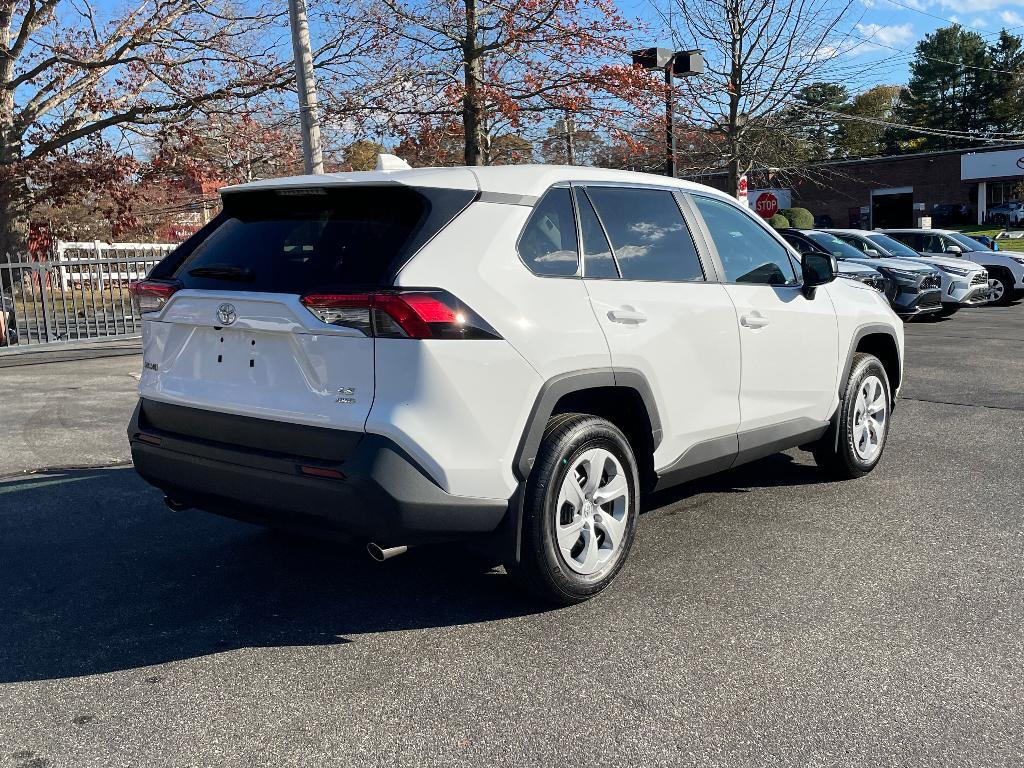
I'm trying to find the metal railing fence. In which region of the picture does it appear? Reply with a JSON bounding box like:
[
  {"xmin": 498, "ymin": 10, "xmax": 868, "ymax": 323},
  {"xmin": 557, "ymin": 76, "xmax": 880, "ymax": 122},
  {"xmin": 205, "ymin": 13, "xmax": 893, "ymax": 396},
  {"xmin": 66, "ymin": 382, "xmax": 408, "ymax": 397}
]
[{"xmin": 1, "ymin": 241, "xmax": 174, "ymax": 350}]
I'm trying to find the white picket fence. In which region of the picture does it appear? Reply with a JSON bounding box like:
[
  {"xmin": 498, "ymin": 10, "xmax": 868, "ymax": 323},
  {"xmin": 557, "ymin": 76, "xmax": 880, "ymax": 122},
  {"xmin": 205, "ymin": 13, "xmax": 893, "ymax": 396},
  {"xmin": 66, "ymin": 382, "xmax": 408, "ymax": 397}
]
[{"xmin": 52, "ymin": 241, "xmax": 176, "ymax": 290}]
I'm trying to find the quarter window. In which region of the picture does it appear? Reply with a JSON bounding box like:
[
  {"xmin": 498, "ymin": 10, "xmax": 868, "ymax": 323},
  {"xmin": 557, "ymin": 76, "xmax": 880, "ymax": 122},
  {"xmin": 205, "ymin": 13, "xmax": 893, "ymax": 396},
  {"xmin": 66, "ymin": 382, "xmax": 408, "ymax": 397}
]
[
  {"xmin": 518, "ymin": 187, "xmax": 579, "ymax": 276},
  {"xmin": 584, "ymin": 187, "xmax": 704, "ymax": 282},
  {"xmin": 692, "ymin": 195, "xmax": 798, "ymax": 285}
]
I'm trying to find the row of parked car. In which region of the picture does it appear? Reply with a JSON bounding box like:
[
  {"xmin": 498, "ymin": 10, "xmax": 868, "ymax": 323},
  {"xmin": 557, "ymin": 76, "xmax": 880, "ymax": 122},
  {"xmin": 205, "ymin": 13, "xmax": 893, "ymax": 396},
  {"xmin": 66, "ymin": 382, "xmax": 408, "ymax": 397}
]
[{"xmin": 780, "ymin": 227, "xmax": 1024, "ymax": 320}]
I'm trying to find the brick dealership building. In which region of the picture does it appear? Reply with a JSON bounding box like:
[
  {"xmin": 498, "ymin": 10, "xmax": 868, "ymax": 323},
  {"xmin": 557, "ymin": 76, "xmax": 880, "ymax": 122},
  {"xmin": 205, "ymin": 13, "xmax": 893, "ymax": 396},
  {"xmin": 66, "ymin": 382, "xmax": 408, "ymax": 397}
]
[{"xmin": 691, "ymin": 145, "xmax": 1024, "ymax": 229}]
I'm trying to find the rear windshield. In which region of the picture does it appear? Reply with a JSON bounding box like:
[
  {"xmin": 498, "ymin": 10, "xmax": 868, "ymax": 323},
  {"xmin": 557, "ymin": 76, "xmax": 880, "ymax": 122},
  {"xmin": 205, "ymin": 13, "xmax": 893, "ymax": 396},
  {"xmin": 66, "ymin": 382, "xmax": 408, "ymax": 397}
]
[{"xmin": 151, "ymin": 186, "xmax": 476, "ymax": 292}]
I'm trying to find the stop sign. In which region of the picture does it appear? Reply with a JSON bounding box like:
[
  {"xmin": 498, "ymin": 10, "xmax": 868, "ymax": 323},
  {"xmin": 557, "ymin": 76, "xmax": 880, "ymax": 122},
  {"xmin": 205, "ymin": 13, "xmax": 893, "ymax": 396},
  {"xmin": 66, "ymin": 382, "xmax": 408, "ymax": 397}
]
[{"xmin": 755, "ymin": 192, "xmax": 778, "ymax": 219}]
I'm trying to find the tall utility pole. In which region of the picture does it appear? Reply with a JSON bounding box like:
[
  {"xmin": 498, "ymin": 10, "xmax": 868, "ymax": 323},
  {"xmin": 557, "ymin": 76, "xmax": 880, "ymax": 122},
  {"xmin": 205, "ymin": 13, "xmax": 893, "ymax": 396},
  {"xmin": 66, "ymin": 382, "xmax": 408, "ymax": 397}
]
[
  {"xmin": 563, "ymin": 113, "xmax": 576, "ymax": 165},
  {"xmin": 288, "ymin": 0, "xmax": 324, "ymax": 175}
]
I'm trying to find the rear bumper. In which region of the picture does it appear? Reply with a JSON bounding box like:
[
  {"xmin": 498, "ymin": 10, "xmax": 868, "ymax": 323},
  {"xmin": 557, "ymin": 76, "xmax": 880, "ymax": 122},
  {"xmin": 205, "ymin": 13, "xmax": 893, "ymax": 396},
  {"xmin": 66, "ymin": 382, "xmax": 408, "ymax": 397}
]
[{"xmin": 128, "ymin": 399, "xmax": 509, "ymax": 545}]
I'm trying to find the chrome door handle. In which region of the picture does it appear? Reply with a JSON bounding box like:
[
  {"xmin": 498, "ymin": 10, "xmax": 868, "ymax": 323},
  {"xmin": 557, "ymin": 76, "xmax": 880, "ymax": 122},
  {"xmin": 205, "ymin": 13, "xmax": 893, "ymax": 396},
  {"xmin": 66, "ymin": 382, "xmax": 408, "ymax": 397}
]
[
  {"xmin": 740, "ymin": 313, "xmax": 769, "ymax": 329},
  {"xmin": 608, "ymin": 308, "xmax": 647, "ymax": 324}
]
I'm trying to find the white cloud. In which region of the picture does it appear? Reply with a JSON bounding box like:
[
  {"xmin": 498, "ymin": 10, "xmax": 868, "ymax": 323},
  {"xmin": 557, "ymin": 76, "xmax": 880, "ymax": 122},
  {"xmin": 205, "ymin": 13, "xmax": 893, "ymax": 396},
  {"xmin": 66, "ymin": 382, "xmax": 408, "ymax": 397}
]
[
  {"xmin": 1000, "ymin": 9, "xmax": 1024, "ymax": 25},
  {"xmin": 969, "ymin": 16, "xmax": 991, "ymax": 27},
  {"xmin": 933, "ymin": 0, "xmax": 1023, "ymax": 10},
  {"xmin": 855, "ymin": 22, "xmax": 916, "ymax": 46}
]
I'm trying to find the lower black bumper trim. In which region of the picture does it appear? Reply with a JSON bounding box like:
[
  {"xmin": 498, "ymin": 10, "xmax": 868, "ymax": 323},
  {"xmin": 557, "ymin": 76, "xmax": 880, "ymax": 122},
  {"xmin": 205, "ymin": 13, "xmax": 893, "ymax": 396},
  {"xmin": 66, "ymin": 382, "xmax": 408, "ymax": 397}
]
[{"xmin": 129, "ymin": 400, "xmax": 509, "ymax": 545}]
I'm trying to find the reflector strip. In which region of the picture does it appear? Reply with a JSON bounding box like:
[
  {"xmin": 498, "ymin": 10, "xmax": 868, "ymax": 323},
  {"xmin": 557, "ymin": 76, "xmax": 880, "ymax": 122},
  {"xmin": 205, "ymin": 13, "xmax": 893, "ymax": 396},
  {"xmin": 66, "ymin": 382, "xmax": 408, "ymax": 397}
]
[{"xmin": 298, "ymin": 465, "xmax": 346, "ymax": 480}]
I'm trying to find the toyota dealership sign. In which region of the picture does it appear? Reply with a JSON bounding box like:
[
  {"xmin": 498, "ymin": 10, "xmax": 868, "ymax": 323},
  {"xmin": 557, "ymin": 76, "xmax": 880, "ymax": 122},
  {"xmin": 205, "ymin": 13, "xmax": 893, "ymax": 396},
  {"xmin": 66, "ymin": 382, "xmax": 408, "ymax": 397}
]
[
  {"xmin": 961, "ymin": 149, "xmax": 1024, "ymax": 181},
  {"xmin": 750, "ymin": 188, "xmax": 792, "ymax": 218}
]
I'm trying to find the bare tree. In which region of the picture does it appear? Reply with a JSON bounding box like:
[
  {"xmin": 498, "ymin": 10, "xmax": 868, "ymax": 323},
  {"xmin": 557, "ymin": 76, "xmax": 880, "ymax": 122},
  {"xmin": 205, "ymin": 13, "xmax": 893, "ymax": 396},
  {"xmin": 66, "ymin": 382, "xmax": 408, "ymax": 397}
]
[
  {"xmin": 0, "ymin": 0, "xmax": 375, "ymax": 261},
  {"xmin": 656, "ymin": 0, "xmax": 855, "ymax": 196}
]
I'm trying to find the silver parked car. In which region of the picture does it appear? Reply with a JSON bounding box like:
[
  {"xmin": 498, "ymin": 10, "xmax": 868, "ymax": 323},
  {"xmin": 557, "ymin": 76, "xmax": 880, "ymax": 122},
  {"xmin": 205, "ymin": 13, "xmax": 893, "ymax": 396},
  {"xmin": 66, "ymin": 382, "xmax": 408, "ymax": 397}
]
[{"xmin": 884, "ymin": 229, "xmax": 1024, "ymax": 306}]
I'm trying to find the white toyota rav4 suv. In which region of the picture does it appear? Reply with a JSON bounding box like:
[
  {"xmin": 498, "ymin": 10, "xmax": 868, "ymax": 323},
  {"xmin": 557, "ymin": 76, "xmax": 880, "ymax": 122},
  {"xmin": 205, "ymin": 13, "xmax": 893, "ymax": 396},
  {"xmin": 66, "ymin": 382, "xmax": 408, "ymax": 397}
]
[{"xmin": 128, "ymin": 165, "xmax": 904, "ymax": 604}]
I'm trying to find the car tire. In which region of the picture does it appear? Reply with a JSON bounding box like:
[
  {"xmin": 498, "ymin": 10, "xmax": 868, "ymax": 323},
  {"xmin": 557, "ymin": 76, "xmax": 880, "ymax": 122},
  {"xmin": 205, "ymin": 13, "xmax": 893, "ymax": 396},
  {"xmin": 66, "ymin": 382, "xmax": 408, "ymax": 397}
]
[
  {"xmin": 988, "ymin": 270, "xmax": 1014, "ymax": 306},
  {"xmin": 509, "ymin": 413, "xmax": 640, "ymax": 605},
  {"xmin": 812, "ymin": 353, "xmax": 892, "ymax": 480}
]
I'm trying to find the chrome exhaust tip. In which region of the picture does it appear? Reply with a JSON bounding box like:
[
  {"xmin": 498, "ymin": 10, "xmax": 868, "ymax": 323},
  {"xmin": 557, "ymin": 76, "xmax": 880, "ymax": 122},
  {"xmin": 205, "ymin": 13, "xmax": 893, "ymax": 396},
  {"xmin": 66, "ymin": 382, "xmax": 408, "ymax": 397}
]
[
  {"xmin": 163, "ymin": 496, "xmax": 190, "ymax": 512},
  {"xmin": 367, "ymin": 543, "xmax": 408, "ymax": 562}
]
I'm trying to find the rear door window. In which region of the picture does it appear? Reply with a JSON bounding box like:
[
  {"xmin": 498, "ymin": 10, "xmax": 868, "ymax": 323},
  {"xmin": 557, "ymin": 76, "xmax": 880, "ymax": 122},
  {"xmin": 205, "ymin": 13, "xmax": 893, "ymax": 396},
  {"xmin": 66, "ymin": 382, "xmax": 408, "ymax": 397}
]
[
  {"xmin": 153, "ymin": 186, "xmax": 476, "ymax": 292},
  {"xmin": 584, "ymin": 187, "xmax": 705, "ymax": 282}
]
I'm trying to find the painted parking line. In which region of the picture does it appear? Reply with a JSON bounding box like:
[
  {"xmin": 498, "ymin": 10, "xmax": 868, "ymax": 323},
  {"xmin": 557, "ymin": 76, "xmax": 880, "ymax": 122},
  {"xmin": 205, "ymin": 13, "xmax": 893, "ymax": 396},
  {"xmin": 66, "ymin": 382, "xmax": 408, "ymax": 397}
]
[{"xmin": 0, "ymin": 474, "xmax": 98, "ymax": 495}]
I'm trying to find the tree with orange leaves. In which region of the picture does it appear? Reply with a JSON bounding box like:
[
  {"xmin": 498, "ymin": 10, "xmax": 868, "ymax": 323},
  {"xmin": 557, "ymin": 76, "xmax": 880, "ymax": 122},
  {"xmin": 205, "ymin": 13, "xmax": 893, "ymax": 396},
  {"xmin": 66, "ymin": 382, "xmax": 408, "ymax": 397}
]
[{"xmin": 369, "ymin": 0, "xmax": 657, "ymax": 166}]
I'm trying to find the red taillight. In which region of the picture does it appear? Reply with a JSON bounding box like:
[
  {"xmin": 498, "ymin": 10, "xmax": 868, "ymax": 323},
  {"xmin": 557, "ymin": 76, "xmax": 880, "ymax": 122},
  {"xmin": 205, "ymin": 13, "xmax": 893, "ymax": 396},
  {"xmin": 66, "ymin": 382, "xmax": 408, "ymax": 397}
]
[
  {"xmin": 300, "ymin": 290, "xmax": 499, "ymax": 340},
  {"xmin": 129, "ymin": 279, "xmax": 181, "ymax": 314}
]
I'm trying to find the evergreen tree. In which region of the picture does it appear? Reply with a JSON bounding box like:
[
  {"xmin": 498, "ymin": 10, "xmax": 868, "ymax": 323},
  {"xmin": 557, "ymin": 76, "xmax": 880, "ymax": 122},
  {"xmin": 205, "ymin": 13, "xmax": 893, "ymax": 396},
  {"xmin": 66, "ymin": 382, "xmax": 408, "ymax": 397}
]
[
  {"xmin": 986, "ymin": 30, "xmax": 1024, "ymax": 135},
  {"xmin": 903, "ymin": 26, "xmax": 995, "ymax": 150}
]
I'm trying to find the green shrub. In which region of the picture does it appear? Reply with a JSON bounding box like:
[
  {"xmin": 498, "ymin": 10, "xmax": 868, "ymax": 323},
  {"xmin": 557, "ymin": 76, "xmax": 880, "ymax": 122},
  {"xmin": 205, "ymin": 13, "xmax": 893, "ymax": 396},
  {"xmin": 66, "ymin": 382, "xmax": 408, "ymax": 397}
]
[
  {"xmin": 779, "ymin": 207, "xmax": 813, "ymax": 229},
  {"xmin": 768, "ymin": 213, "xmax": 790, "ymax": 229}
]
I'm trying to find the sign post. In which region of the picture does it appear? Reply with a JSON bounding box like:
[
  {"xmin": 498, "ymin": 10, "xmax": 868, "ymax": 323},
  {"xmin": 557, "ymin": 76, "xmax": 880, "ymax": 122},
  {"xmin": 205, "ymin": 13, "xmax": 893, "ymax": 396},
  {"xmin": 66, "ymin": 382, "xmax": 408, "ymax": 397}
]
[{"xmin": 737, "ymin": 174, "xmax": 749, "ymax": 208}]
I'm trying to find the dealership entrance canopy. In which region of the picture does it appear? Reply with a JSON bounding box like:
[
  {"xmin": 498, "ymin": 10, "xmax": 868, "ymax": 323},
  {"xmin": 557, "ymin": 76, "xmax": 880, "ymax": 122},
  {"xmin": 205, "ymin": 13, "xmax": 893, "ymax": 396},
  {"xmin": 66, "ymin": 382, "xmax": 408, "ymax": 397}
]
[
  {"xmin": 961, "ymin": 149, "xmax": 1024, "ymax": 223},
  {"xmin": 691, "ymin": 145, "xmax": 1024, "ymax": 229}
]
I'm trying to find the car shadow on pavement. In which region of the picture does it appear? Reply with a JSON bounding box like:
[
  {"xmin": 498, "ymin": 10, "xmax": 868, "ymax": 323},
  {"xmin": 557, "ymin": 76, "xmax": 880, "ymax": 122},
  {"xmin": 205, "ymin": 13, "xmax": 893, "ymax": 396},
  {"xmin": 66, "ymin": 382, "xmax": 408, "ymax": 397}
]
[
  {"xmin": 644, "ymin": 451, "xmax": 826, "ymax": 511},
  {"xmin": 1, "ymin": 453, "xmax": 827, "ymax": 683},
  {"xmin": 0, "ymin": 467, "xmax": 539, "ymax": 684}
]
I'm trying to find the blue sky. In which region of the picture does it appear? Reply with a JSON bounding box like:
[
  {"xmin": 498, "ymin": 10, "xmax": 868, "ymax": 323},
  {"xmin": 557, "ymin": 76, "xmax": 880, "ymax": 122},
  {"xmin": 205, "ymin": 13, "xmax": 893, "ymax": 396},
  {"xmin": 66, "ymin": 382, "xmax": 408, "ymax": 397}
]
[
  {"xmin": 623, "ymin": 0, "xmax": 1024, "ymax": 92},
  {"xmin": 80, "ymin": 0, "xmax": 1024, "ymax": 100}
]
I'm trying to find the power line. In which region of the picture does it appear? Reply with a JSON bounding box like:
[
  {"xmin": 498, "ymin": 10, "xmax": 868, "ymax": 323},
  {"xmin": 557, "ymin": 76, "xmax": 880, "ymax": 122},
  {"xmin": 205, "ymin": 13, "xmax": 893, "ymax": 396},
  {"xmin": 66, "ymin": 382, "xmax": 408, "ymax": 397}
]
[
  {"xmin": 799, "ymin": 102, "xmax": 1024, "ymax": 144},
  {"xmin": 843, "ymin": 31, "xmax": 1024, "ymax": 75}
]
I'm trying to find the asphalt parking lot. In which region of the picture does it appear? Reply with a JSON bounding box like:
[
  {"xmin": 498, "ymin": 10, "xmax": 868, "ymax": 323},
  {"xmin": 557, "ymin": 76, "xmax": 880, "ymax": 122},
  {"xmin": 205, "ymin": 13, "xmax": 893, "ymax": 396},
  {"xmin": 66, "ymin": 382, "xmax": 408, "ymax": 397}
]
[{"xmin": 1, "ymin": 306, "xmax": 1022, "ymax": 767}]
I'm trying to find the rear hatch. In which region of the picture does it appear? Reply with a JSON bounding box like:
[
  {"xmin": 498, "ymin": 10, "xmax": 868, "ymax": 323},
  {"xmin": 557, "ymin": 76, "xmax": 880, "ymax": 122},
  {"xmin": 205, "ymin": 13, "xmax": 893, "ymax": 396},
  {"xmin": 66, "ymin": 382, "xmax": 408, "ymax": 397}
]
[{"xmin": 135, "ymin": 181, "xmax": 477, "ymax": 433}]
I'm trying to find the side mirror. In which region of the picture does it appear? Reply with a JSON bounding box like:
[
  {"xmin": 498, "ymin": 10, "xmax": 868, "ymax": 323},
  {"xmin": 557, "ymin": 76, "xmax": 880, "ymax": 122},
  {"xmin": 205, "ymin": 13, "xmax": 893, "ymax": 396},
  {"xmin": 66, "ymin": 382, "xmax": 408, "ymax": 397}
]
[
  {"xmin": 801, "ymin": 251, "xmax": 837, "ymax": 298},
  {"xmin": 864, "ymin": 248, "xmax": 881, "ymax": 257},
  {"xmin": 945, "ymin": 245, "xmax": 962, "ymax": 255}
]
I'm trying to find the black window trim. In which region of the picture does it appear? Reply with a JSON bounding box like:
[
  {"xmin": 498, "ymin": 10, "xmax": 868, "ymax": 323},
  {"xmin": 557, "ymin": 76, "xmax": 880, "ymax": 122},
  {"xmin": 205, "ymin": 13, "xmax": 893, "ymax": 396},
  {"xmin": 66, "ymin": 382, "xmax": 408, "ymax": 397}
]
[
  {"xmin": 573, "ymin": 182, "xmax": 713, "ymax": 285},
  {"xmin": 685, "ymin": 191, "xmax": 805, "ymax": 289},
  {"xmin": 573, "ymin": 185, "xmax": 621, "ymax": 279}
]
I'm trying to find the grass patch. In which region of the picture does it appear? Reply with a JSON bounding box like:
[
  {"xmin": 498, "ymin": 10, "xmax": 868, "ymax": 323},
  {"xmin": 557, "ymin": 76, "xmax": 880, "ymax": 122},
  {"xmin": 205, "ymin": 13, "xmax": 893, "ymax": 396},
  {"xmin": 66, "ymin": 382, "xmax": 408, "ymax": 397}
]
[{"xmin": 954, "ymin": 226, "xmax": 1024, "ymax": 252}]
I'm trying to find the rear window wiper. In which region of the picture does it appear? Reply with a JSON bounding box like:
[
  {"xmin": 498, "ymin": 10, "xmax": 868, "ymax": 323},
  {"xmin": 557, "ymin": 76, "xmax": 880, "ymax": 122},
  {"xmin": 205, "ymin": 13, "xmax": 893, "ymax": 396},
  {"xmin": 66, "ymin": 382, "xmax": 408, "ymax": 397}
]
[{"xmin": 187, "ymin": 264, "xmax": 255, "ymax": 281}]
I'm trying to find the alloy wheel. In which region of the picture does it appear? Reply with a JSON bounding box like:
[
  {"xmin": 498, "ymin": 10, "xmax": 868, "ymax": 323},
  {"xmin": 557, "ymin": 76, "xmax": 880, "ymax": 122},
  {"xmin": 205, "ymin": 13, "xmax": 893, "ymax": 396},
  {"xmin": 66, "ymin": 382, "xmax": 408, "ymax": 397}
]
[
  {"xmin": 988, "ymin": 278, "xmax": 1005, "ymax": 303},
  {"xmin": 852, "ymin": 375, "xmax": 887, "ymax": 462},
  {"xmin": 555, "ymin": 448, "xmax": 629, "ymax": 576}
]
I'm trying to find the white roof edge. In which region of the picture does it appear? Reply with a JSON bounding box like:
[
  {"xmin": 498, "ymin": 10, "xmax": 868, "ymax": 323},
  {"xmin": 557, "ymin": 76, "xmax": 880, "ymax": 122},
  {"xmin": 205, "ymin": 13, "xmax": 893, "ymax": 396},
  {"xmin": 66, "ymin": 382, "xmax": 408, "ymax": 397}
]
[
  {"xmin": 218, "ymin": 164, "xmax": 730, "ymax": 201},
  {"xmin": 220, "ymin": 166, "xmax": 480, "ymax": 195}
]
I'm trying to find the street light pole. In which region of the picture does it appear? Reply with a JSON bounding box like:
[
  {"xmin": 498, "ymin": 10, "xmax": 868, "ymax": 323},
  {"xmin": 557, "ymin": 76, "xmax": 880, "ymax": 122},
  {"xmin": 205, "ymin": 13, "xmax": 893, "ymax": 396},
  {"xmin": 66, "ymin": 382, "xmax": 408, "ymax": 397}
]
[
  {"xmin": 631, "ymin": 48, "xmax": 704, "ymax": 178},
  {"xmin": 288, "ymin": 0, "xmax": 324, "ymax": 175},
  {"xmin": 664, "ymin": 56, "xmax": 676, "ymax": 178}
]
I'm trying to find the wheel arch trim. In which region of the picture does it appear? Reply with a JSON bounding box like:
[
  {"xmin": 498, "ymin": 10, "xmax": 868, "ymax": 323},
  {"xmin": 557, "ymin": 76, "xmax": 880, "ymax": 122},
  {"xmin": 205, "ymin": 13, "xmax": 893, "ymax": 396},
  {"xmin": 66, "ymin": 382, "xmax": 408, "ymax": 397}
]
[
  {"xmin": 512, "ymin": 367, "xmax": 663, "ymax": 481},
  {"xmin": 840, "ymin": 323, "xmax": 902, "ymax": 402}
]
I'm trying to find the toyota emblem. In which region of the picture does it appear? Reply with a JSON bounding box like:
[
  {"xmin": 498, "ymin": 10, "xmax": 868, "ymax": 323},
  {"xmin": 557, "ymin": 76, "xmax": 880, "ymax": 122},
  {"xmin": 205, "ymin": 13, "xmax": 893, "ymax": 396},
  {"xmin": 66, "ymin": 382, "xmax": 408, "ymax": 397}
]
[
  {"xmin": 1017, "ymin": 156, "xmax": 1024, "ymax": 170},
  {"xmin": 217, "ymin": 303, "xmax": 237, "ymax": 326}
]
